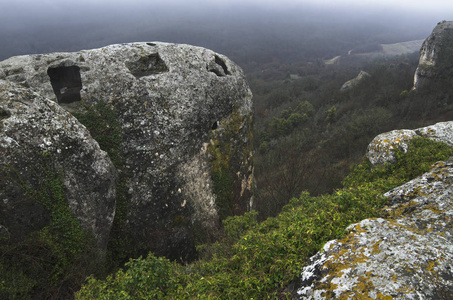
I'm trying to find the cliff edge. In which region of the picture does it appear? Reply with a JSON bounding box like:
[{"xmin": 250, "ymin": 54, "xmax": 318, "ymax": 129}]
[{"xmin": 413, "ymin": 21, "xmax": 453, "ymax": 89}]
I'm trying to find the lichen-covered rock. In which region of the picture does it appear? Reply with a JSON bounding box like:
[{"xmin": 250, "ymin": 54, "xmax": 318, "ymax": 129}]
[
  {"xmin": 413, "ymin": 20, "xmax": 453, "ymax": 89},
  {"xmin": 367, "ymin": 121, "xmax": 453, "ymax": 167},
  {"xmin": 0, "ymin": 79, "xmax": 117, "ymax": 252},
  {"xmin": 0, "ymin": 42, "xmax": 253, "ymax": 261},
  {"xmin": 340, "ymin": 70, "xmax": 370, "ymax": 91},
  {"xmin": 366, "ymin": 129, "xmax": 417, "ymax": 166},
  {"xmin": 294, "ymin": 159, "xmax": 453, "ymax": 299}
]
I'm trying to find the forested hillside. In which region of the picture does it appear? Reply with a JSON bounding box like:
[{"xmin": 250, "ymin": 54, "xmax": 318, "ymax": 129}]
[{"xmin": 251, "ymin": 50, "xmax": 453, "ymax": 219}]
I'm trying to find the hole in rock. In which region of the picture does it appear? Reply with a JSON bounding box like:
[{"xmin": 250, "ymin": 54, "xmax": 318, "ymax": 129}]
[
  {"xmin": 47, "ymin": 66, "xmax": 82, "ymax": 104},
  {"xmin": 215, "ymin": 55, "xmax": 230, "ymax": 75},
  {"xmin": 0, "ymin": 108, "xmax": 11, "ymax": 121},
  {"xmin": 211, "ymin": 121, "xmax": 218, "ymax": 130},
  {"xmin": 126, "ymin": 53, "xmax": 168, "ymax": 79},
  {"xmin": 208, "ymin": 55, "xmax": 231, "ymax": 77}
]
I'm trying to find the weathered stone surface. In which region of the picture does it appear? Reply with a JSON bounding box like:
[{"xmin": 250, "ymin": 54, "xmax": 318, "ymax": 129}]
[
  {"xmin": 294, "ymin": 158, "xmax": 453, "ymax": 299},
  {"xmin": 413, "ymin": 20, "xmax": 453, "ymax": 89},
  {"xmin": 367, "ymin": 121, "xmax": 453, "ymax": 167},
  {"xmin": 366, "ymin": 129, "xmax": 418, "ymax": 166},
  {"xmin": 340, "ymin": 70, "xmax": 370, "ymax": 91},
  {"xmin": 0, "ymin": 42, "xmax": 253, "ymax": 261},
  {"xmin": 293, "ymin": 118, "xmax": 453, "ymax": 299},
  {"xmin": 0, "ymin": 79, "xmax": 117, "ymax": 251}
]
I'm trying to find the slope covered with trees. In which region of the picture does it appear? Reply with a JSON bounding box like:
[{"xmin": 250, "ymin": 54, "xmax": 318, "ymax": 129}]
[{"xmin": 252, "ymin": 51, "xmax": 453, "ymax": 219}]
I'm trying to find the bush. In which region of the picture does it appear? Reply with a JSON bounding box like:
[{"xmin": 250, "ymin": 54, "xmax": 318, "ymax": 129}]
[{"xmin": 77, "ymin": 137, "xmax": 453, "ymax": 299}]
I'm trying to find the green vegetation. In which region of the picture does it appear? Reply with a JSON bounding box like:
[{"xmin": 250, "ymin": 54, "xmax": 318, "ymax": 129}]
[
  {"xmin": 0, "ymin": 154, "xmax": 98, "ymax": 299},
  {"xmin": 73, "ymin": 100, "xmax": 133, "ymax": 270},
  {"xmin": 252, "ymin": 50, "xmax": 453, "ymax": 220},
  {"xmin": 73, "ymin": 100, "xmax": 123, "ymax": 167},
  {"xmin": 76, "ymin": 137, "xmax": 453, "ymax": 299},
  {"xmin": 207, "ymin": 110, "xmax": 253, "ymax": 221}
]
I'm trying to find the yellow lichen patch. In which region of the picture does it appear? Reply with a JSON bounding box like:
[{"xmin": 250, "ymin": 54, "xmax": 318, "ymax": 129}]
[
  {"xmin": 424, "ymin": 203, "xmax": 443, "ymax": 215},
  {"xmin": 406, "ymin": 185, "xmax": 427, "ymax": 198},
  {"xmin": 395, "ymin": 284, "xmax": 416, "ymax": 295},
  {"xmin": 371, "ymin": 239, "xmax": 382, "ymax": 255},
  {"xmin": 387, "ymin": 200, "xmax": 418, "ymax": 218},
  {"xmin": 330, "ymin": 274, "xmax": 378, "ymax": 299},
  {"xmin": 376, "ymin": 292, "xmax": 394, "ymax": 300},
  {"xmin": 325, "ymin": 245, "xmax": 370, "ymax": 276},
  {"xmin": 425, "ymin": 259, "xmax": 440, "ymax": 280}
]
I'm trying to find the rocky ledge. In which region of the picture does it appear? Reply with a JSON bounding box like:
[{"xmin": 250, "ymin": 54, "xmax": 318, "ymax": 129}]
[{"xmin": 294, "ymin": 121, "xmax": 453, "ymax": 299}]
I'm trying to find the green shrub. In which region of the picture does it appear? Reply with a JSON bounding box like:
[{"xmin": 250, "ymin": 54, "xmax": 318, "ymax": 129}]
[
  {"xmin": 76, "ymin": 137, "xmax": 453, "ymax": 299},
  {"xmin": 77, "ymin": 253, "xmax": 185, "ymax": 300}
]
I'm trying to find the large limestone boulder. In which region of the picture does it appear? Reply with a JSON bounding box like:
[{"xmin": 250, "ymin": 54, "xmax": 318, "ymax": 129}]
[
  {"xmin": 367, "ymin": 121, "xmax": 453, "ymax": 167},
  {"xmin": 0, "ymin": 80, "xmax": 117, "ymax": 252},
  {"xmin": 413, "ymin": 20, "xmax": 453, "ymax": 89},
  {"xmin": 294, "ymin": 159, "xmax": 453, "ymax": 299},
  {"xmin": 0, "ymin": 42, "xmax": 254, "ymax": 261}
]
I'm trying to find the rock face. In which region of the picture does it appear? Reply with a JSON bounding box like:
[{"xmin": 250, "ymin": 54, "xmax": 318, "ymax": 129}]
[
  {"xmin": 367, "ymin": 121, "xmax": 453, "ymax": 167},
  {"xmin": 413, "ymin": 21, "xmax": 453, "ymax": 89},
  {"xmin": 0, "ymin": 80, "xmax": 117, "ymax": 252},
  {"xmin": 340, "ymin": 70, "xmax": 370, "ymax": 91},
  {"xmin": 295, "ymin": 160, "xmax": 453, "ymax": 299},
  {"xmin": 0, "ymin": 42, "xmax": 253, "ymax": 261},
  {"xmin": 293, "ymin": 122, "xmax": 453, "ymax": 299}
]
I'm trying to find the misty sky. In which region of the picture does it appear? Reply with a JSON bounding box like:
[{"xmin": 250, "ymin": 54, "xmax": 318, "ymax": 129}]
[
  {"xmin": 4, "ymin": 0, "xmax": 453, "ymax": 12},
  {"xmin": 1, "ymin": 0, "xmax": 452, "ymax": 61}
]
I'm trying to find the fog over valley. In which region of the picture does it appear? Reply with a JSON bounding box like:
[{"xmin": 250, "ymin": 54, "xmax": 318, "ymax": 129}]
[{"xmin": 1, "ymin": 0, "xmax": 452, "ymax": 65}]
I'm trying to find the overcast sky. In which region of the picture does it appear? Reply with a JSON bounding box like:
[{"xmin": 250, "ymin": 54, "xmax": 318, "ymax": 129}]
[
  {"xmin": 2, "ymin": 0, "xmax": 452, "ymax": 27},
  {"xmin": 0, "ymin": 0, "xmax": 452, "ymax": 60},
  {"xmin": 4, "ymin": 0, "xmax": 453, "ymax": 13}
]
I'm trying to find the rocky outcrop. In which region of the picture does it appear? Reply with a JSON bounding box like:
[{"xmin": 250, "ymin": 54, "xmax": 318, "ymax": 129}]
[
  {"xmin": 413, "ymin": 21, "xmax": 453, "ymax": 89},
  {"xmin": 293, "ymin": 122, "xmax": 453, "ymax": 299},
  {"xmin": 0, "ymin": 80, "xmax": 117, "ymax": 252},
  {"xmin": 0, "ymin": 42, "xmax": 253, "ymax": 261},
  {"xmin": 295, "ymin": 159, "xmax": 453, "ymax": 299},
  {"xmin": 340, "ymin": 70, "xmax": 370, "ymax": 91},
  {"xmin": 367, "ymin": 121, "xmax": 453, "ymax": 167}
]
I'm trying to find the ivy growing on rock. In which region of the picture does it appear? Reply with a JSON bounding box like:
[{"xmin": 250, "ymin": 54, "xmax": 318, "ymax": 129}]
[
  {"xmin": 73, "ymin": 100, "xmax": 133, "ymax": 270},
  {"xmin": 0, "ymin": 153, "xmax": 99, "ymax": 299}
]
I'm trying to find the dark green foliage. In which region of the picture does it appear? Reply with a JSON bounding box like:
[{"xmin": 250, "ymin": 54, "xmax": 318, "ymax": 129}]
[
  {"xmin": 211, "ymin": 168, "xmax": 234, "ymax": 221},
  {"xmin": 74, "ymin": 100, "xmax": 133, "ymax": 271},
  {"xmin": 343, "ymin": 136, "xmax": 453, "ymax": 188},
  {"xmin": 267, "ymin": 101, "xmax": 313, "ymax": 138},
  {"xmin": 0, "ymin": 154, "xmax": 99, "ymax": 299},
  {"xmin": 251, "ymin": 50, "xmax": 453, "ymax": 219},
  {"xmin": 76, "ymin": 137, "xmax": 452, "ymax": 299},
  {"xmin": 77, "ymin": 253, "xmax": 185, "ymax": 299},
  {"xmin": 73, "ymin": 101, "xmax": 123, "ymax": 166}
]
